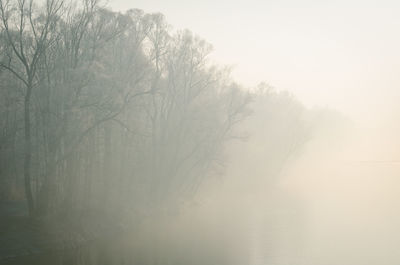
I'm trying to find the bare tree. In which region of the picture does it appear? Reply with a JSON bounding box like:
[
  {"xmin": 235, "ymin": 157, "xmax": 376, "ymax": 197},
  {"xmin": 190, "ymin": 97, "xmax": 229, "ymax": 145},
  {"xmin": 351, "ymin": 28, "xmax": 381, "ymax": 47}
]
[{"xmin": 0, "ymin": 0, "xmax": 64, "ymax": 217}]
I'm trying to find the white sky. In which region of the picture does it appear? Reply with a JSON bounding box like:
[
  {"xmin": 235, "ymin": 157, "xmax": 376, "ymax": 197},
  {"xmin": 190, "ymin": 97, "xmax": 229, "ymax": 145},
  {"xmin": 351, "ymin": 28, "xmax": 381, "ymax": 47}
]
[{"xmin": 109, "ymin": 0, "xmax": 400, "ymax": 123}]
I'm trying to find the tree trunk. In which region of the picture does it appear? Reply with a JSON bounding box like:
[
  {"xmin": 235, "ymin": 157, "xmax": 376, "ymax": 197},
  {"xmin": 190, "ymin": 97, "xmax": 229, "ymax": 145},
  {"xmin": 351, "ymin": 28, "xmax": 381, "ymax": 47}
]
[{"xmin": 24, "ymin": 84, "xmax": 35, "ymax": 217}]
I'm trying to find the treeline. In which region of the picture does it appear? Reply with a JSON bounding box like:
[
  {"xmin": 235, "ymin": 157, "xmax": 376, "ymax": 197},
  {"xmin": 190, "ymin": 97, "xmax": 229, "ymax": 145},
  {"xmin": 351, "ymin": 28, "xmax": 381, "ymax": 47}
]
[
  {"xmin": 0, "ymin": 0, "xmax": 252, "ymax": 217},
  {"xmin": 0, "ymin": 0, "xmax": 336, "ymax": 219}
]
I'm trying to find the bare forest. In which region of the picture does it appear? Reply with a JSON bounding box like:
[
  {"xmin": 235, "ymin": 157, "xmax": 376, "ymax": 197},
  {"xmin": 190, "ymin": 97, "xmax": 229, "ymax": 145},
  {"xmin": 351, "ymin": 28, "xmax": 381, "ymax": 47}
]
[{"xmin": 1, "ymin": 0, "xmax": 396, "ymax": 265}]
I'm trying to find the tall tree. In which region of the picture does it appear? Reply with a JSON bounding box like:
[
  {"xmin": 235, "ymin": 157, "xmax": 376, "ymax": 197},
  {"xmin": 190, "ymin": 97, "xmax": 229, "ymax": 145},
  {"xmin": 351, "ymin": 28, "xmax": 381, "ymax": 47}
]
[{"xmin": 0, "ymin": 0, "xmax": 64, "ymax": 216}]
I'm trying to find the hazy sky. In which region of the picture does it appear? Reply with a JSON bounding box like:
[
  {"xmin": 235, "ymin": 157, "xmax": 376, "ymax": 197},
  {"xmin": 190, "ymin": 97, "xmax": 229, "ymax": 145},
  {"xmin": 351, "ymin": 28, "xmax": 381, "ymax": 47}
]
[{"xmin": 110, "ymin": 0, "xmax": 400, "ymax": 122}]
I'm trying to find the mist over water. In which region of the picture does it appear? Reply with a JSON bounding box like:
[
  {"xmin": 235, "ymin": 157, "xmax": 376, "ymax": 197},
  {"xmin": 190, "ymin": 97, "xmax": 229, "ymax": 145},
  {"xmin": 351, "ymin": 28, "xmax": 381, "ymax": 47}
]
[
  {"xmin": 1, "ymin": 0, "xmax": 400, "ymax": 264},
  {"xmin": 239, "ymin": 119, "xmax": 400, "ymax": 264},
  {"xmin": 291, "ymin": 123, "xmax": 400, "ymax": 265},
  {"xmin": 177, "ymin": 105, "xmax": 400, "ymax": 265}
]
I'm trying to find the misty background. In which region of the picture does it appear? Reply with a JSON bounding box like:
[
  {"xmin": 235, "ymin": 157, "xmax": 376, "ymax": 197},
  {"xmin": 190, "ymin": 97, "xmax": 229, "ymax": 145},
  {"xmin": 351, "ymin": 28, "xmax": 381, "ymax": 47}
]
[
  {"xmin": 1, "ymin": 0, "xmax": 400, "ymax": 265},
  {"xmin": 112, "ymin": 1, "xmax": 400, "ymax": 263}
]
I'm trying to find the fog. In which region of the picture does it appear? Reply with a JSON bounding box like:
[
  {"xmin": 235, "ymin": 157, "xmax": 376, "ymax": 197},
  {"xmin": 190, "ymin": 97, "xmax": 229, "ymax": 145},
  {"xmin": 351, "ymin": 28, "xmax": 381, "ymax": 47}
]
[{"xmin": 1, "ymin": 0, "xmax": 400, "ymax": 265}]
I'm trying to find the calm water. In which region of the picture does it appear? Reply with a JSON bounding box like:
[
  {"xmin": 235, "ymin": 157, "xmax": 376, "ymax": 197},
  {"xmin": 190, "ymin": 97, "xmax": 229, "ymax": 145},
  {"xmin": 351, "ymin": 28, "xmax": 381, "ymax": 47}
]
[{"xmin": 248, "ymin": 162, "xmax": 400, "ymax": 265}]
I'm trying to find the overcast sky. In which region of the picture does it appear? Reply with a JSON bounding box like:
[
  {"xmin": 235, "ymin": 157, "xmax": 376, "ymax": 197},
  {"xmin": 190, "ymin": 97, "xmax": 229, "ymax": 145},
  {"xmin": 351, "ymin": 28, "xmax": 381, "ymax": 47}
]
[{"xmin": 109, "ymin": 0, "xmax": 400, "ymax": 123}]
